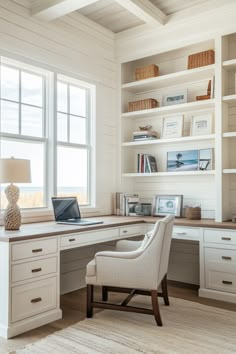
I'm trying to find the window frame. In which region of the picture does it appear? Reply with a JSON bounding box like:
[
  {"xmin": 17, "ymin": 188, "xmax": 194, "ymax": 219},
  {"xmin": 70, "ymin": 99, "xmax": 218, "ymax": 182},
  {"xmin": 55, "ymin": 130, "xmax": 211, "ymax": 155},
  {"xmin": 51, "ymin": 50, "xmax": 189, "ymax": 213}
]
[{"xmin": 0, "ymin": 54, "xmax": 96, "ymax": 224}]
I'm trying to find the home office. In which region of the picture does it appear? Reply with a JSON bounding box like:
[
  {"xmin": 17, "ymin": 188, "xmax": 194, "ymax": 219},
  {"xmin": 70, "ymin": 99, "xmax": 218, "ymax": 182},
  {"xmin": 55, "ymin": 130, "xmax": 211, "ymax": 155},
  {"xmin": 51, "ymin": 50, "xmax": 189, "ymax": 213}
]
[{"xmin": 1, "ymin": 0, "xmax": 236, "ymax": 352}]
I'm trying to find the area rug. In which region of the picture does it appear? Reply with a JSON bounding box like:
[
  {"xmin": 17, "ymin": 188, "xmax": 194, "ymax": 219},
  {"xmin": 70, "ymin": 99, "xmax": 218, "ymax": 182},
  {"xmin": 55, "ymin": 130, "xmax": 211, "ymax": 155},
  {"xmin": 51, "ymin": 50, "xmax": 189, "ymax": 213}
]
[{"xmin": 12, "ymin": 296, "xmax": 236, "ymax": 353}]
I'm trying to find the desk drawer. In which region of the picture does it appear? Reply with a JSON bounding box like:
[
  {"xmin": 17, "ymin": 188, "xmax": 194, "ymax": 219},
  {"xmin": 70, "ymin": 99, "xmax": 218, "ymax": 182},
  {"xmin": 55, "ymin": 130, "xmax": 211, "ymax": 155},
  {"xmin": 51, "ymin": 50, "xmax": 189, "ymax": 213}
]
[
  {"xmin": 205, "ymin": 248, "xmax": 236, "ymax": 273},
  {"xmin": 204, "ymin": 229, "xmax": 236, "ymax": 245},
  {"xmin": 119, "ymin": 225, "xmax": 144, "ymax": 237},
  {"xmin": 60, "ymin": 228, "xmax": 119, "ymax": 249},
  {"xmin": 172, "ymin": 227, "xmax": 200, "ymax": 241},
  {"xmin": 11, "ymin": 238, "xmax": 58, "ymax": 261},
  {"xmin": 11, "ymin": 256, "xmax": 58, "ymax": 283},
  {"xmin": 11, "ymin": 277, "xmax": 57, "ymax": 323},
  {"xmin": 205, "ymin": 270, "xmax": 236, "ymax": 293}
]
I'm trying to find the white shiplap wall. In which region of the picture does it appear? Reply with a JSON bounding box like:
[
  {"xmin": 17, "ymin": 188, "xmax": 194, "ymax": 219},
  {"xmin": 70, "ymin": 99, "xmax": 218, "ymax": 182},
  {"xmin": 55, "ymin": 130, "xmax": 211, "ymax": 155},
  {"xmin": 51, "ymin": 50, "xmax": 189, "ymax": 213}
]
[{"xmin": 0, "ymin": 0, "xmax": 118, "ymax": 216}]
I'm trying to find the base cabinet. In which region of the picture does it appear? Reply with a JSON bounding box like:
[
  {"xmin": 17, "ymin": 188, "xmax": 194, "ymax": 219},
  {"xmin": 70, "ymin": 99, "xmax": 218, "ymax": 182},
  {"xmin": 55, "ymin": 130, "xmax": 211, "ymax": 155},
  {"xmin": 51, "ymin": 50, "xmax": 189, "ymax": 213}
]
[{"xmin": 200, "ymin": 228, "xmax": 236, "ymax": 303}]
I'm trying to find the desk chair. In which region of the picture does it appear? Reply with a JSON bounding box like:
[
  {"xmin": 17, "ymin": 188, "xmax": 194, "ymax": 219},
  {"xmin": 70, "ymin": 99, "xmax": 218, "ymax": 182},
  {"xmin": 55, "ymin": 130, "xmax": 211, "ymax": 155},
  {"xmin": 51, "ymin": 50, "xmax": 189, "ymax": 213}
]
[{"xmin": 85, "ymin": 215, "xmax": 174, "ymax": 326}]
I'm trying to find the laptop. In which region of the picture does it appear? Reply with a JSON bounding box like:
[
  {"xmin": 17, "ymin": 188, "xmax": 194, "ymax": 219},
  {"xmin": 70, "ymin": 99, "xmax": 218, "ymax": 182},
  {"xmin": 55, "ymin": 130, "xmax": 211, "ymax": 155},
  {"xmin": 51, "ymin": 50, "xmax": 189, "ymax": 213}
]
[{"xmin": 52, "ymin": 197, "xmax": 103, "ymax": 226}]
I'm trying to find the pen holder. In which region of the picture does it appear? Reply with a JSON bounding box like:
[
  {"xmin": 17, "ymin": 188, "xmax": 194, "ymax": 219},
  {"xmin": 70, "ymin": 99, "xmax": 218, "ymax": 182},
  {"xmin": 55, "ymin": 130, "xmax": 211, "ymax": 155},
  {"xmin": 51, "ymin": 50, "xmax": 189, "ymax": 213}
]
[{"xmin": 185, "ymin": 207, "xmax": 201, "ymax": 220}]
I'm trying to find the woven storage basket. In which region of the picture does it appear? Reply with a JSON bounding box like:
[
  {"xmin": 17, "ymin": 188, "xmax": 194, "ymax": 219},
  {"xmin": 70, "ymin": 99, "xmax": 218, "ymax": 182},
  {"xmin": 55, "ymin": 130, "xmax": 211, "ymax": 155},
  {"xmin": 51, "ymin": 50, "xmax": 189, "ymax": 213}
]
[
  {"xmin": 128, "ymin": 98, "xmax": 158, "ymax": 112},
  {"xmin": 185, "ymin": 207, "xmax": 201, "ymax": 220},
  {"xmin": 135, "ymin": 64, "xmax": 159, "ymax": 81},
  {"xmin": 188, "ymin": 50, "xmax": 215, "ymax": 69}
]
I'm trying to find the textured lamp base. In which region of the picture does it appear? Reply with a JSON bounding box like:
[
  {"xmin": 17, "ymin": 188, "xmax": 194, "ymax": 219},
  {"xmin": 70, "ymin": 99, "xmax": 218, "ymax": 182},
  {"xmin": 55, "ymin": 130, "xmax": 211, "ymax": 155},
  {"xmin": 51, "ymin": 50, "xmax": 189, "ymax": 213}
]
[{"xmin": 4, "ymin": 184, "xmax": 21, "ymax": 231}]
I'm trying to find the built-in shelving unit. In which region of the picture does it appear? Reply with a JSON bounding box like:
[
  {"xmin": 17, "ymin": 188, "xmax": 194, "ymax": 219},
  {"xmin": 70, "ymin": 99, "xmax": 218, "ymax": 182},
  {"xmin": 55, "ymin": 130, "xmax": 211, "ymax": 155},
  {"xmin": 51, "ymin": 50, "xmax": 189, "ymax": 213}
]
[{"xmin": 120, "ymin": 36, "xmax": 236, "ymax": 221}]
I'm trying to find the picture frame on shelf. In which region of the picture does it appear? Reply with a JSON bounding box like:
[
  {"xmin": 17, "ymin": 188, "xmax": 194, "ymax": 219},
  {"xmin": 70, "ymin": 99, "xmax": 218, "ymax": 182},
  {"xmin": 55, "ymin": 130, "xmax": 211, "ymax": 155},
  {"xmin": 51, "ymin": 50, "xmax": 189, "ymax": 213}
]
[
  {"xmin": 162, "ymin": 89, "xmax": 187, "ymax": 106},
  {"xmin": 167, "ymin": 150, "xmax": 199, "ymax": 172},
  {"xmin": 152, "ymin": 195, "xmax": 183, "ymax": 217},
  {"xmin": 198, "ymin": 148, "xmax": 213, "ymax": 170},
  {"xmin": 191, "ymin": 112, "xmax": 213, "ymax": 136},
  {"xmin": 162, "ymin": 115, "xmax": 183, "ymax": 139}
]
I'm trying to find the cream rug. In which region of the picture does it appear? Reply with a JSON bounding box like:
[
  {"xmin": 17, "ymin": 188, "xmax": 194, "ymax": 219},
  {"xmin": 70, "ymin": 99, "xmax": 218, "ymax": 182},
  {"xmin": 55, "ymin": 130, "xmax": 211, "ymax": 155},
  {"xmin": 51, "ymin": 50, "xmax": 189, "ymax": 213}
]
[{"xmin": 12, "ymin": 297, "xmax": 236, "ymax": 354}]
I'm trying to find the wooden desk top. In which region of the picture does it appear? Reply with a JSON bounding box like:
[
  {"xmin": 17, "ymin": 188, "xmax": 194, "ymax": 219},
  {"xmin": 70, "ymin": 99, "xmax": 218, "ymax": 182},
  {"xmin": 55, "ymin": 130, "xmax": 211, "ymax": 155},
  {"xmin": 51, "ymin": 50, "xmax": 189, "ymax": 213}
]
[{"xmin": 0, "ymin": 215, "xmax": 236, "ymax": 242}]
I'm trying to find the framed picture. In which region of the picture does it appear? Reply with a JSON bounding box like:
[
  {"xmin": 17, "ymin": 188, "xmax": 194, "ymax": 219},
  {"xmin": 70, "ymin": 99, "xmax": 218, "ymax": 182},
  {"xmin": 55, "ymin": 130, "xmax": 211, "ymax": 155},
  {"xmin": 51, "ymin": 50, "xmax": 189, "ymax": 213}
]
[
  {"xmin": 163, "ymin": 90, "xmax": 187, "ymax": 106},
  {"xmin": 152, "ymin": 195, "xmax": 183, "ymax": 217},
  {"xmin": 198, "ymin": 148, "xmax": 213, "ymax": 170},
  {"xmin": 162, "ymin": 115, "xmax": 183, "ymax": 139},
  {"xmin": 191, "ymin": 113, "xmax": 213, "ymax": 136},
  {"xmin": 167, "ymin": 150, "xmax": 199, "ymax": 172}
]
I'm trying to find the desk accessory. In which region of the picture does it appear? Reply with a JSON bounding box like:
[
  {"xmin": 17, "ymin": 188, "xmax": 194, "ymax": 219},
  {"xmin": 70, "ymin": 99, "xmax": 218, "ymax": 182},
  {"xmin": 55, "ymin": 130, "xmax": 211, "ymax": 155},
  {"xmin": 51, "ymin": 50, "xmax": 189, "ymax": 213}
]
[{"xmin": 0, "ymin": 157, "xmax": 31, "ymax": 230}]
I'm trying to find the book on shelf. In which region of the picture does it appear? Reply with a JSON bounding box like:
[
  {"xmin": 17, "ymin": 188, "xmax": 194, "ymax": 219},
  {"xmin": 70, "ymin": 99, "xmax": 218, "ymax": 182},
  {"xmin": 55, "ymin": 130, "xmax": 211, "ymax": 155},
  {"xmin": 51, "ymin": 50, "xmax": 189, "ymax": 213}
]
[
  {"xmin": 133, "ymin": 130, "xmax": 158, "ymax": 141},
  {"xmin": 137, "ymin": 153, "xmax": 158, "ymax": 173},
  {"xmin": 115, "ymin": 193, "xmax": 139, "ymax": 216}
]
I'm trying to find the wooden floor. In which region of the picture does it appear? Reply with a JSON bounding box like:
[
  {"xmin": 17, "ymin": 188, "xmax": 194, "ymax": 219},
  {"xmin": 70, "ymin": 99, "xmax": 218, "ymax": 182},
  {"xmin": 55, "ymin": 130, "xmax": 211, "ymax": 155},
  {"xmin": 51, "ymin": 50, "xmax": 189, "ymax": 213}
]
[{"xmin": 2, "ymin": 283, "xmax": 236, "ymax": 354}]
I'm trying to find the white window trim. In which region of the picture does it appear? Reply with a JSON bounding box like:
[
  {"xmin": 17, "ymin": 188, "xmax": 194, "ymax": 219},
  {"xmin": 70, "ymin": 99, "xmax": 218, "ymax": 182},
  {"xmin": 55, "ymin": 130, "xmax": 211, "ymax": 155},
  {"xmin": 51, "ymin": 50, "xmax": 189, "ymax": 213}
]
[{"xmin": 0, "ymin": 52, "xmax": 97, "ymax": 225}]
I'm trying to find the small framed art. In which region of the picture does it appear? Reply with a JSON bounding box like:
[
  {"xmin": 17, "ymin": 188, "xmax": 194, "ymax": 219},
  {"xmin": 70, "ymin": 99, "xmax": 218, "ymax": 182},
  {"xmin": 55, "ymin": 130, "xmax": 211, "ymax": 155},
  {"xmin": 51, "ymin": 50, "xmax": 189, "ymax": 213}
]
[
  {"xmin": 162, "ymin": 115, "xmax": 183, "ymax": 139},
  {"xmin": 152, "ymin": 195, "xmax": 183, "ymax": 217},
  {"xmin": 163, "ymin": 90, "xmax": 187, "ymax": 106},
  {"xmin": 191, "ymin": 113, "xmax": 213, "ymax": 136}
]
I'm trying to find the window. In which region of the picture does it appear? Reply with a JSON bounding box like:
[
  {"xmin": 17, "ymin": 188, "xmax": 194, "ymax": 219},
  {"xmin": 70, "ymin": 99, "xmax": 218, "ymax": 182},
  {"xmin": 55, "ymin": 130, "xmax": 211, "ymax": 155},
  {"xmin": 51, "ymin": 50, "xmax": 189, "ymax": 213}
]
[
  {"xmin": 0, "ymin": 57, "xmax": 95, "ymax": 213},
  {"xmin": 56, "ymin": 77, "xmax": 90, "ymax": 205}
]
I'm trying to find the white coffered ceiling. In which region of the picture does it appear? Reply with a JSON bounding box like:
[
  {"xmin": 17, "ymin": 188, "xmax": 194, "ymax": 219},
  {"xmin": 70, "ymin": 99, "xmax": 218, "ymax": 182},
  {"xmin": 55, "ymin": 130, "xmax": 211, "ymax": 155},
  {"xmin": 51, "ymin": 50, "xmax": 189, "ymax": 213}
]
[{"xmin": 30, "ymin": 0, "xmax": 236, "ymax": 34}]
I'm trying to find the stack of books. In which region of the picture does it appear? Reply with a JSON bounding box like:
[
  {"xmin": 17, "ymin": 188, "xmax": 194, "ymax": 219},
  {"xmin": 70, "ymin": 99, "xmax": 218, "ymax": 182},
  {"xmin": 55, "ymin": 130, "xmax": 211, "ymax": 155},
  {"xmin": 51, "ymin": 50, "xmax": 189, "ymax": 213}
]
[
  {"xmin": 137, "ymin": 154, "xmax": 158, "ymax": 173},
  {"xmin": 133, "ymin": 130, "xmax": 158, "ymax": 141}
]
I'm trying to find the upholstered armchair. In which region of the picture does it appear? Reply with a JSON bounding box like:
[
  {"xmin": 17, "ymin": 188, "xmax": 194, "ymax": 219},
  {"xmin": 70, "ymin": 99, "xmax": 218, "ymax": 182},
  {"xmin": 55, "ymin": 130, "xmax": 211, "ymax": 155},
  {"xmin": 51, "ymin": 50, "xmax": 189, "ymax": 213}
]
[{"xmin": 85, "ymin": 215, "xmax": 174, "ymax": 326}]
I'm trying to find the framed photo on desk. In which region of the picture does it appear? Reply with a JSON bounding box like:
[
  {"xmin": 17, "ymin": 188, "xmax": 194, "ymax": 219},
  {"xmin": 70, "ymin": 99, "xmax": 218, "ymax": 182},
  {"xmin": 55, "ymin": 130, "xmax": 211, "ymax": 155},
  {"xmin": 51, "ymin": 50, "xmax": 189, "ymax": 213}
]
[{"xmin": 152, "ymin": 195, "xmax": 183, "ymax": 217}]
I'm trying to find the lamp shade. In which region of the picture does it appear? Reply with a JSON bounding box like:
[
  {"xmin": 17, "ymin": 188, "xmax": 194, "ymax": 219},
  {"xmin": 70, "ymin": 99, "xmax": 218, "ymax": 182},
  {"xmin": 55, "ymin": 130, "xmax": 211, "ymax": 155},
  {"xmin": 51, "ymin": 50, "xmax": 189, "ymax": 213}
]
[{"xmin": 0, "ymin": 158, "xmax": 31, "ymax": 183}]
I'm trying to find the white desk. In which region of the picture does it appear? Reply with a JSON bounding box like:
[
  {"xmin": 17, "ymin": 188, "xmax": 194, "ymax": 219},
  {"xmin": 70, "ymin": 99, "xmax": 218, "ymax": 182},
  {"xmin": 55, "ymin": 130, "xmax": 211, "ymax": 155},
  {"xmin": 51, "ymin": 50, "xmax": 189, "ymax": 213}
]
[{"xmin": 0, "ymin": 216, "xmax": 236, "ymax": 338}]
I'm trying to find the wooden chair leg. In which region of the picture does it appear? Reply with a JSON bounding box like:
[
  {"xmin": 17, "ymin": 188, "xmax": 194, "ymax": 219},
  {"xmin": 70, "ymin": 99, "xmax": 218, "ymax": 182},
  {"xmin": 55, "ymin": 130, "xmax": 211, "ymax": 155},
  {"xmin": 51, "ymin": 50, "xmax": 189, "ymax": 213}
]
[
  {"xmin": 161, "ymin": 274, "xmax": 169, "ymax": 306},
  {"xmin": 102, "ymin": 286, "xmax": 108, "ymax": 301},
  {"xmin": 87, "ymin": 284, "xmax": 94, "ymax": 318},
  {"xmin": 151, "ymin": 290, "xmax": 162, "ymax": 326}
]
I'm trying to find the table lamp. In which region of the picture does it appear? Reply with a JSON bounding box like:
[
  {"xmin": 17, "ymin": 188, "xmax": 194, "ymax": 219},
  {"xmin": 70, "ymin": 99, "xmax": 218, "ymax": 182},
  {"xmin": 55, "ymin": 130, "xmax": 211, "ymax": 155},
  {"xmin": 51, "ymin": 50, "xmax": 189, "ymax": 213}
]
[{"xmin": 0, "ymin": 157, "xmax": 31, "ymax": 230}]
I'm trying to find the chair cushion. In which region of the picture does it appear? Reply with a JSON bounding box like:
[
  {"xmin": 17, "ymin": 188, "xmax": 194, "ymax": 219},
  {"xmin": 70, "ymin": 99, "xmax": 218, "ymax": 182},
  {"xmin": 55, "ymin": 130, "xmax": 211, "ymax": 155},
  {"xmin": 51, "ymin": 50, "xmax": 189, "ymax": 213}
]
[{"xmin": 86, "ymin": 259, "xmax": 96, "ymax": 277}]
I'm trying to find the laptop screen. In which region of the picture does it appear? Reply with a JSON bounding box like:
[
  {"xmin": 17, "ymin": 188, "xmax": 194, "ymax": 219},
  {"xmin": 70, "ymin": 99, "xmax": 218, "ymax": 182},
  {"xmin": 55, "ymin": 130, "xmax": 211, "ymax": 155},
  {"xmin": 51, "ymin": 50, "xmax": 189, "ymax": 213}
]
[{"xmin": 52, "ymin": 197, "xmax": 81, "ymax": 221}]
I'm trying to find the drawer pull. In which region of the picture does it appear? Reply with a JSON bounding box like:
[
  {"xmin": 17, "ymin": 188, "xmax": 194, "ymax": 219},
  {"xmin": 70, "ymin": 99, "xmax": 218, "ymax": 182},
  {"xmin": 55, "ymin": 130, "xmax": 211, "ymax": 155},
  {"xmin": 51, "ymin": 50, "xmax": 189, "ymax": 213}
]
[
  {"xmin": 222, "ymin": 280, "xmax": 233, "ymax": 285},
  {"xmin": 69, "ymin": 238, "xmax": 76, "ymax": 242},
  {"xmin": 176, "ymin": 232, "xmax": 187, "ymax": 235},
  {"xmin": 221, "ymin": 237, "xmax": 231, "ymax": 241},
  {"xmin": 122, "ymin": 230, "xmax": 128, "ymax": 233},
  {"xmin": 31, "ymin": 268, "xmax": 42, "ymax": 273},
  {"xmin": 31, "ymin": 297, "xmax": 42, "ymax": 303},
  {"xmin": 222, "ymin": 256, "xmax": 232, "ymax": 260},
  {"xmin": 32, "ymin": 248, "xmax": 43, "ymax": 253}
]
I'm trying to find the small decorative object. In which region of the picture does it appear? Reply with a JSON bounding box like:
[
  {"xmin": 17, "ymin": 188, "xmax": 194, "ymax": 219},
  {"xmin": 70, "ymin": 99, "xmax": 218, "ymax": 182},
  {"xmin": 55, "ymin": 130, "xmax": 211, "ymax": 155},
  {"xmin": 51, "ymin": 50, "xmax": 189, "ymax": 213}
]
[
  {"xmin": 0, "ymin": 157, "xmax": 31, "ymax": 230},
  {"xmin": 198, "ymin": 148, "xmax": 213, "ymax": 170},
  {"xmin": 191, "ymin": 113, "xmax": 213, "ymax": 136},
  {"xmin": 152, "ymin": 195, "xmax": 183, "ymax": 217},
  {"xmin": 185, "ymin": 206, "xmax": 201, "ymax": 220},
  {"xmin": 162, "ymin": 115, "xmax": 183, "ymax": 139},
  {"xmin": 135, "ymin": 64, "xmax": 159, "ymax": 81},
  {"xmin": 128, "ymin": 98, "xmax": 159, "ymax": 112},
  {"xmin": 139, "ymin": 125, "xmax": 152, "ymax": 131},
  {"xmin": 187, "ymin": 49, "xmax": 215, "ymax": 69},
  {"xmin": 167, "ymin": 150, "xmax": 199, "ymax": 172},
  {"xmin": 163, "ymin": 90, "xmax": 187, "ymax": 106}
]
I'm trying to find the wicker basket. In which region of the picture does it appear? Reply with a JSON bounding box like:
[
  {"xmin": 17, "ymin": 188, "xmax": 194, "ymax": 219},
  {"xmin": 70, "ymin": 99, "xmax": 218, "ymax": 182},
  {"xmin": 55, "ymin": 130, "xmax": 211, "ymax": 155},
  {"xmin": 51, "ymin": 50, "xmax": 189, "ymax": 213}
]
[
  {"xmin": 188, "ymin": 50, "xmax": 215, "ymax": 69},
  {"xmin": 135, "ymin": 64, "xmax": 159, "ymax": 81},
  {"xmin": 185, "ymin": 207, "xmax": 201, "ymax": 220},
  {"xmin": 128, "ymin": 98, "xmax": 159, "ymax": 112}
]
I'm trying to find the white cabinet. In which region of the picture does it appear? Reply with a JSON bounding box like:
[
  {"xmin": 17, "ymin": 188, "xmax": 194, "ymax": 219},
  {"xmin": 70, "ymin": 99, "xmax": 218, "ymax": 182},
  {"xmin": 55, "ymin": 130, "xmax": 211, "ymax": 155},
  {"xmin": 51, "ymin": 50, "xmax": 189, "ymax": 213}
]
[{"xmin": 200, "ymin": 228, "xmax": 236, "ymax": 303}]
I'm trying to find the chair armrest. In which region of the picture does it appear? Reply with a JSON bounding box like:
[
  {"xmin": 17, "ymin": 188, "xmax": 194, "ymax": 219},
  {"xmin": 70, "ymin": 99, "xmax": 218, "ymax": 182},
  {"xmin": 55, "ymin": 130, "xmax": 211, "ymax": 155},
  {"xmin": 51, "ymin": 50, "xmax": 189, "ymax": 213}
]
[
  {"xmin": 95, "ymin": 249, "xmax": 142, "ymax": 260},
  {"xmin": 115, "ymin": 239, "xmax": 143, "ymax": 252}
]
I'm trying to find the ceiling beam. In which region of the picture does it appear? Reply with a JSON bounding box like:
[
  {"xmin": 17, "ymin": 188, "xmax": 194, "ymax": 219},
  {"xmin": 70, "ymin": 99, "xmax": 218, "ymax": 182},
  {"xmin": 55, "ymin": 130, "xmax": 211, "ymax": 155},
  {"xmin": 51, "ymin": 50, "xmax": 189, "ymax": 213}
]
[
  {"xmin": 31, "ymin": 0, "xmax": 100, "ymax": 21},
  {"xmin": 114, "ymin": 0, "xmax": 166, "ymax": 26}
]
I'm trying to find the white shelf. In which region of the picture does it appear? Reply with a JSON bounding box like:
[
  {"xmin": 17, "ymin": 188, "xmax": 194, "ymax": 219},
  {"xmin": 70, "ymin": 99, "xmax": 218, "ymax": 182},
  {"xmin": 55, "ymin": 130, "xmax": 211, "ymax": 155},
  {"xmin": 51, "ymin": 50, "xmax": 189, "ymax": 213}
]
[
  {"xmin": 122, "ymin": 171, "xmax": 215, "ymax": 177},
  {"xmin": 122, "ymin": 65, "xmax": 215, "ymax": 93},
  {"xmin": 223, "ymin": 169, "xmax": 236, "ymax": 174},
  {"xmin": 122, "ymin": 99, "xmax": 215, "ymax": 119},
  {"xmin": 223, "ymin": 132, "xmax": 236, "ymax": 138},
  {"xmin": 222, "ymin": 59, "xmax": 236, "ymax": 71},
  {"xmin": 122, "ymin": 134, "xmax": 215, "ymax": 147},
  {"xmin": 222, "ymin": 94, "xmax": 236, "ymax": 103}
]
